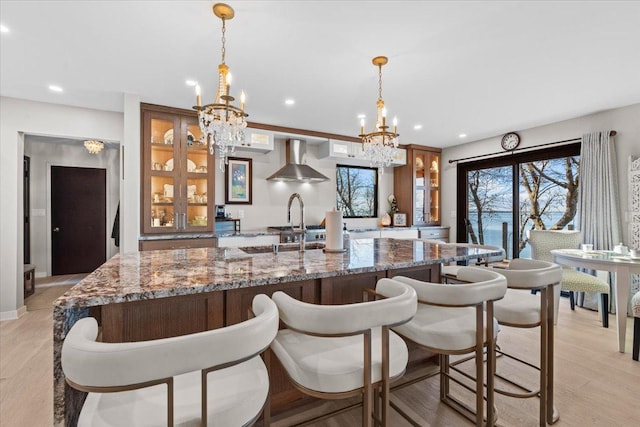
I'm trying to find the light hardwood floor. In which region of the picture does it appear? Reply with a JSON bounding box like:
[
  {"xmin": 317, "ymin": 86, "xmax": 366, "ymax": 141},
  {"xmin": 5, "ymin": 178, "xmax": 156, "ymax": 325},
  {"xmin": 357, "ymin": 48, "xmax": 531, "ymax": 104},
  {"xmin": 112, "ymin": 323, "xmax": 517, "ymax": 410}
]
[{"xmin": 1, "ymin": 278, "xmax": 639, "ymax": 427}]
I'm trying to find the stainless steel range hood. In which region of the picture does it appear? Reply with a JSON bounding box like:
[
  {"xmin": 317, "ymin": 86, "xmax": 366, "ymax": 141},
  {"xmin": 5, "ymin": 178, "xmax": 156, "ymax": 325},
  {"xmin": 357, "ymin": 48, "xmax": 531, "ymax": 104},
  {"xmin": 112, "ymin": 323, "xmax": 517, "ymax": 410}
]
[{"xmin": 266, "ymin": 139, "xmax": 329, "ymax": 182}]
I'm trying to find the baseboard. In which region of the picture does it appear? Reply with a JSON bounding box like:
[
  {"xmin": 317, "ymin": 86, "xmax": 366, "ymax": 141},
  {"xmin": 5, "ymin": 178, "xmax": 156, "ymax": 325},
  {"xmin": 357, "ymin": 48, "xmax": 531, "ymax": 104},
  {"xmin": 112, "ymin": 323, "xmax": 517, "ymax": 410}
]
[
  {"xmin": 0, "ymin": 305, "xmax": 27, "ymax": 321},
  {"xmin": 35, "ymin": 271, "xmax": 48, "ymax": 279},
  {"xmin": 17, "ymin": 305, "xmax": 27, "ymax": 318}
]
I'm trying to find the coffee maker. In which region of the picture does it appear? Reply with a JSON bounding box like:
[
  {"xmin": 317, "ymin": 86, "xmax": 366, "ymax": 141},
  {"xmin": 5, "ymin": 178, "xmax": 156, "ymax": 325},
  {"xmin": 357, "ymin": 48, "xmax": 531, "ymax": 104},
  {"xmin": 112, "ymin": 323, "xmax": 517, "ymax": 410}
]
[{"xmin": 215, "ymin": 205, "xmax": 226, "ymax": 218}]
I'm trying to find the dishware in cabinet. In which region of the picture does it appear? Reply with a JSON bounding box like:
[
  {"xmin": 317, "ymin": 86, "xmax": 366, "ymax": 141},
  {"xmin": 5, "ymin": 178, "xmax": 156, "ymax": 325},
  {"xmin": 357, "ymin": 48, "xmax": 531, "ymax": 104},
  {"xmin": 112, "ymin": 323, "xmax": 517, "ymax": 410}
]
[
  {"xmin": 393, "ymin": 144, "xmax": 442, "ymax": 226},
  {"xmin": 141, "ymin": 104, "xmax": 214, "ymax": 234}
]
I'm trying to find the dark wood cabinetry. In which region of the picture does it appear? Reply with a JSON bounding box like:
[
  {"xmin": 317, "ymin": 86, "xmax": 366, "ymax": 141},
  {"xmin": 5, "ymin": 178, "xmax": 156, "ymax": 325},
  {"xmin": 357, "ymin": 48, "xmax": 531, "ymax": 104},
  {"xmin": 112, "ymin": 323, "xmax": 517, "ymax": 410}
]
[
  {"xmin": 141, "ymin": 103, "xmax": 214, "ymax": 235},
  {"xmin": 394, "ymin": 145, "xmax": 442, "ymax": 227}
]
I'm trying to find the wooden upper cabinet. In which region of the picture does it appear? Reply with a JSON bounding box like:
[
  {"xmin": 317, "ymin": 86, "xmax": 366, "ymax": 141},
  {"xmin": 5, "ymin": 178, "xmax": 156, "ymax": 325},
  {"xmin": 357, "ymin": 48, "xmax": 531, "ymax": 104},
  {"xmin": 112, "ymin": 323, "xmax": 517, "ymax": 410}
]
[
  {"xmin": 141, "ymin": 103, "xmax": 214, "ymax": 235},
  {"xmin": 393, "ymin": 144, "xmax": 442, "ymax": 227}
]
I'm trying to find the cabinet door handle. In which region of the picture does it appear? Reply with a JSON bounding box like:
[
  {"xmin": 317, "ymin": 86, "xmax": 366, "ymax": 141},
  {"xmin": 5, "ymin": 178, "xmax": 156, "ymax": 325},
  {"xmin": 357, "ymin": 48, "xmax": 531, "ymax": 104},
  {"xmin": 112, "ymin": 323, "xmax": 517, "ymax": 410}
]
[
  {"xmin": 175, "ymin": 213, "xmax": 179, "ymax": 229},
  {"xmin": 182, "ymin": 213, "xmax": 187, "ymax": 229}
]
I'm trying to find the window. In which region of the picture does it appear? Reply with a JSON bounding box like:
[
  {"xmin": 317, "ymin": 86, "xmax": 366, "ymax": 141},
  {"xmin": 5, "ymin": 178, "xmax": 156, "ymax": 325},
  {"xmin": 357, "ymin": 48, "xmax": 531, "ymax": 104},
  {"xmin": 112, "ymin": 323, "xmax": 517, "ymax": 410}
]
[
  {"xmin": 456, "ymin": 143, "xmax": 580, "ymax": 258},
  {"xmin": 336, "ymin": 165, "xmax": 378, "ymax": 218}
]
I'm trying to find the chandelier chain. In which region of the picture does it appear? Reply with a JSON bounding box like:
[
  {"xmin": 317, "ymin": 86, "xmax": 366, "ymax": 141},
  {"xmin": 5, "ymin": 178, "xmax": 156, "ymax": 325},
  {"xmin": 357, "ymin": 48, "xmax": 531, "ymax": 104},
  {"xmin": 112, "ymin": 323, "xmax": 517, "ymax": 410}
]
[
  {"xmin": 221, "ymin": 18, "xmax": 226, "ymax": 64},
  {"xmin": 378, "ymin": 64, "xmax": 383, "ymax": 101}
]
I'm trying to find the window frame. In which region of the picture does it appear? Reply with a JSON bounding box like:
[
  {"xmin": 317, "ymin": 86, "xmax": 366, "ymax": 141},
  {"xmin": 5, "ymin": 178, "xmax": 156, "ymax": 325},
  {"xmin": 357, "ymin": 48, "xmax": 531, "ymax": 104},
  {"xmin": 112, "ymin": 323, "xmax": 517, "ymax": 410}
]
[
  {"xmin": 336, "ymin": 164, "xmax": 379, "ymax": 219},
  {"xmin": 455, "ymin": 143, "xmax": 581, "ymax": 256}
]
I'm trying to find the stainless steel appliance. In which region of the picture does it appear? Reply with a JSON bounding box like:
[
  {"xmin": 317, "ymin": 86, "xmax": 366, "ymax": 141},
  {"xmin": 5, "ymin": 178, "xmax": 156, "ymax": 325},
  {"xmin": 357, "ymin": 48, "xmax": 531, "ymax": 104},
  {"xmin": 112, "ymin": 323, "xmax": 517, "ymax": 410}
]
[
  {"xmin": 268, "ymin": 225, "xmax": 326, "ymax": 243},
  {"xmin": 266, "ymin": 139, "xmax": 329, "ymax": 182}
]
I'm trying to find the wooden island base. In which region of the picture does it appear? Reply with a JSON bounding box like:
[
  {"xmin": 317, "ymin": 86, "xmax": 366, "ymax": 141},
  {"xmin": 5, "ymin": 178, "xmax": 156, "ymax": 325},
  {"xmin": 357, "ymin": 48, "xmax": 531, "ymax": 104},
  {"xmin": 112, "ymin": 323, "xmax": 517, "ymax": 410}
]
[{"xmin": 97, "ymin": 265, "xmax": 439, "ymax": 415}]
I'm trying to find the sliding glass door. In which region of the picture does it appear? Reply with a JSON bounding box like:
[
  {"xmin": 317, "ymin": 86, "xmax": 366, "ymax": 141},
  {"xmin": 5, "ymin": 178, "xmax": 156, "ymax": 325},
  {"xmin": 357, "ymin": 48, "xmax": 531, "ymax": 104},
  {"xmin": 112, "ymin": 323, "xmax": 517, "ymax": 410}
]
[
  {"xmin": 466, "ymin": 166, "xmax": 514, "ymax": 256},
  {"xmin": 456, "ymin": 143, "xmax": 581, "ymax": 259}
]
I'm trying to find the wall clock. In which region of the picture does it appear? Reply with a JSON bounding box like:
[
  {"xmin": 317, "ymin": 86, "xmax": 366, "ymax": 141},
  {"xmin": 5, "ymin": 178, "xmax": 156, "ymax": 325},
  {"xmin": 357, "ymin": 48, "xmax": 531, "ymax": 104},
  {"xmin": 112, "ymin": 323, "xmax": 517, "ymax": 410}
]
[{"xmin": 501, "ymin": 132, "xmax": 520, "ymax": 151}]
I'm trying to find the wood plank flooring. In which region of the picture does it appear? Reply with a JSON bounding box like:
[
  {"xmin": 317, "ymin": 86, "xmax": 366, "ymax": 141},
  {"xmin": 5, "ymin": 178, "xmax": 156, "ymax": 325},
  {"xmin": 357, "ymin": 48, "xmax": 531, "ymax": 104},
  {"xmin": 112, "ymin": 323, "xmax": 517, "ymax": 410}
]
[{"xmin": 1, "ymin": 278, "xmax": 638, "ymax": 426}]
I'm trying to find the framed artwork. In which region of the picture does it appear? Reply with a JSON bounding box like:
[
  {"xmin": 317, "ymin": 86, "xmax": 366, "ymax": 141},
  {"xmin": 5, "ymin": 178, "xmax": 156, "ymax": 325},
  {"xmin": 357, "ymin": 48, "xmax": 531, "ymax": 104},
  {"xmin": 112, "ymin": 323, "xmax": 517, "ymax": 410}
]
[
  {"xmin": 225, "ymin": 157, "xmax": 252, "ymax": 204},
  {"xmin": 393, "ymin": 213, "xmax": 407, "ymax": 227}
]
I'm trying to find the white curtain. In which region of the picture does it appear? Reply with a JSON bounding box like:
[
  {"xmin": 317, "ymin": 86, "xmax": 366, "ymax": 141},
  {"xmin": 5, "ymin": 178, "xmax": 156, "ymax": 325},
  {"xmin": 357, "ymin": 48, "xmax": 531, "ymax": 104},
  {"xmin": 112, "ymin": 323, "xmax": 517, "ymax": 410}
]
[{"xmin": 578, "ymin": 130, "xmax": 622, "ymax": 311}]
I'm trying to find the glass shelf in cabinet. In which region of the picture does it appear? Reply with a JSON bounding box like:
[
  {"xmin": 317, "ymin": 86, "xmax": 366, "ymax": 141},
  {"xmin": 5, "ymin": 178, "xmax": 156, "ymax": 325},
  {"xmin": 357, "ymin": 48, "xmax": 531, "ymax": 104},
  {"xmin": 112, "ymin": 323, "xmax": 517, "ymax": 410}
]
[{"xmin": 150, "ymin": 143, "xmax": 174, "ymax": 151}]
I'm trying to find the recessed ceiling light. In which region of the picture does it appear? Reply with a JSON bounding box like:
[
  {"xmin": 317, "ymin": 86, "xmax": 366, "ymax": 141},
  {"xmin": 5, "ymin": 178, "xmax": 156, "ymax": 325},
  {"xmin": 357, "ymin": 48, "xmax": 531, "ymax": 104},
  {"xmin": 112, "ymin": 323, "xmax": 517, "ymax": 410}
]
[
  {"xmin": 413, "ymin": 124, "xmax": 423, "ymax": 130},
  {"xmin": 185, "ymin": 79, "xmax": 197, "ymax": 87},
  {"xmin": 458, "ymin": 133, "xmax": 467, "ymax": 138},
  {"xmin": 0, "ymin": 24, "xmax": 9, "ymax": 34},
  {"xmin": 48, "ymin": 85, "xmax": 63, "ymax": 93},
  {"xmin": 285, "ymin": 99, "xmax": 295, "ymax": 106},
  {"xmin": 357, "ymin": 114, "xmax": 366, "ymax": 119}
]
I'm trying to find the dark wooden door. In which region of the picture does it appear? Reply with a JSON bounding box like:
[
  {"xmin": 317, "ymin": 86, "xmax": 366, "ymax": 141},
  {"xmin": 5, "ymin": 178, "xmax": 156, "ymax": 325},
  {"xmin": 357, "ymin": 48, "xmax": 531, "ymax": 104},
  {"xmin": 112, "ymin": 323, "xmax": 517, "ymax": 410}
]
[
  {"xmin": 24, "ymin": 156, "xmax": 31, "ymax": 264},
  {"xmin": 51, "ymin": 166, "xmax": 106, "ymax": 275}
]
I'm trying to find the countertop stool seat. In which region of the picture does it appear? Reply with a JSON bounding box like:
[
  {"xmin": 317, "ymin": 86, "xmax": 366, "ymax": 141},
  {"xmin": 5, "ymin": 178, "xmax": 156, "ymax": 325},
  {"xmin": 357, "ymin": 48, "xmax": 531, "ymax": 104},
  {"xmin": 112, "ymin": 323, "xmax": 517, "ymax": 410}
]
[
  {"xmin": 487, "ymin": 258, "xmax": 563, "ymax": 426},
  {"xmin": 633, "ymin": 292, "xmax": 640, "ymax": 361},
  {"xmin": 268, "ymin": 279, "xmax": 417, "ymax": 427},
  {"xmin": 62, "ymin": 294, "xmax": 279, "ymax": 427},
  {"xmin": 390, "ymin": 267, "xmax": 507, "ymax": 427}
]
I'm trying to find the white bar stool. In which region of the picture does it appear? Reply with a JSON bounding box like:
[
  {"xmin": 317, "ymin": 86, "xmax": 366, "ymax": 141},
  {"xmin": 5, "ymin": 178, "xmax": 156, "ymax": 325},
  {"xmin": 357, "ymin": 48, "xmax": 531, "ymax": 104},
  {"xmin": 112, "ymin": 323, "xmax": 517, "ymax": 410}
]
[
  {"xmin": 268, "ymin": 278, "xmax": 417, "ymax": 427},
  {"xmin": 390, "ymin": 267, "xmax": 507, "ymax": 427},
  {"xmin": 489, "ymin": 258, "xmax": 562, "ymax": 426},
  {"xmin": 62, "ymin": 294, "xmax": 279, "ymax": 426}
]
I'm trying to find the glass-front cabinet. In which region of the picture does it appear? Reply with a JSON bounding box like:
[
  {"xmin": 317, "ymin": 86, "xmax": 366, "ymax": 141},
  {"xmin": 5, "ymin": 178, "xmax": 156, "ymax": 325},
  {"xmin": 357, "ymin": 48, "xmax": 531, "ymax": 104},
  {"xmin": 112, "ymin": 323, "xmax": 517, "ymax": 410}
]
[
  {"xmin": 393, "ymin": 145, "xmax": 442, "ymax": 227},
  {"xmin": 141, "ymin": 104, "xmax": 214, "ymax": 235}
]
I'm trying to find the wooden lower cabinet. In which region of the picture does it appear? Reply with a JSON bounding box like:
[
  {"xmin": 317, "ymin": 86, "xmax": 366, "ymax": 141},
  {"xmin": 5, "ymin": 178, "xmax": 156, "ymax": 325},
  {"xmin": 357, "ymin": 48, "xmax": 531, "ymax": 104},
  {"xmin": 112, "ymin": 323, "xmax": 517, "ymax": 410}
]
[
  {"xmin": 96, "ymin": 265, "xmax": 440, "ymax": 416},
  {"xmin": 226, "ymin": 280, "xmax": 319, "ymax": 412},
  {"xmin": 138, "ymin": 237, "xmax": 216, "ymax": 251},
  {"xmin": 320, "ymin": 271, "xmax": 386, "ymax": 305},
  {"xmin": 100, "ymin": 292, "xmax": 224, "ymax": 343}
]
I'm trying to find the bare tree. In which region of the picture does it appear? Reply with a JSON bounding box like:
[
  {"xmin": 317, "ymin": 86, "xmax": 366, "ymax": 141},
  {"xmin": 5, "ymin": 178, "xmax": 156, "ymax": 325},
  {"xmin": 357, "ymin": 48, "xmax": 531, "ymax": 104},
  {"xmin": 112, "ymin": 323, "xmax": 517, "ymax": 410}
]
[
  {"xmin": 337, "ymin": 167, "xmax": 376, "ymax": 217},
  {"xmin": 518, "ymin": 157, "xmax": 579, "ymax": 253},
  {"xmin": 467, "ymin": 168, "xmax": 510, "ymax": 245}
]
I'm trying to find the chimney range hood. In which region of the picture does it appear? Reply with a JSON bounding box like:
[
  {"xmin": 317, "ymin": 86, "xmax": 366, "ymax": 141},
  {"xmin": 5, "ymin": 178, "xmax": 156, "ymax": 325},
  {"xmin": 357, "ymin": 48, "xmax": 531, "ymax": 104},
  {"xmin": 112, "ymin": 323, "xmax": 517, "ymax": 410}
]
[{"xmin": 267, "ymin": 139, "xmax": 329, "ymax": 182}]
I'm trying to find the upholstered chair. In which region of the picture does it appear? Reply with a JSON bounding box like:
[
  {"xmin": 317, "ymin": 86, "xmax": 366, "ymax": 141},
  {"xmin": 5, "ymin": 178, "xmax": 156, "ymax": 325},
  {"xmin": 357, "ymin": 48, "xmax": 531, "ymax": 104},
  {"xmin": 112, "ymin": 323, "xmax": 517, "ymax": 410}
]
[
  {"xmin": 633, "ymin": 291, "xmax": 640, "ymax": 361},
  {"xmin": 488, "ymin": 258, "xmax": 562, "ymax": 426},
  {"xmin": 528, "ymin": 229, "xmax": 610, "ymax": 327},
  {"xmin": 269, "ymin": 278, "xmax": 417, "ymax": 427},
  {"xmin": 62, "ymin": 294, "xmax": 279, "ymax": 426},
  {"xmin": 391, "ymin": 267, "xmax": 507, "ymax": 426}
]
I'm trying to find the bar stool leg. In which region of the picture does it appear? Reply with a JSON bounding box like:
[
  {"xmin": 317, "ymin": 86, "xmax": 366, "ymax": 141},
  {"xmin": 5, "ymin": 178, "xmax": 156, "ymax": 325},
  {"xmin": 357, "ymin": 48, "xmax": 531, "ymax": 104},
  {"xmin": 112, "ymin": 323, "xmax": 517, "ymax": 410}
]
[{"xmin": 546, "ymin": 286, "xmax": 559, "ymax": 424}]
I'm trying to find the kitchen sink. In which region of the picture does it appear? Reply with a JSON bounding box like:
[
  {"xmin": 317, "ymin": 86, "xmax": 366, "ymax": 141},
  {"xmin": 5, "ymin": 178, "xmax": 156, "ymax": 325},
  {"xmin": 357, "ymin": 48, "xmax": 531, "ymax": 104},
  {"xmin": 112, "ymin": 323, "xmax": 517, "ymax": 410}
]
[{"xmin": 240, "ymin": 242, "xmax": 325, "ymax": 254}]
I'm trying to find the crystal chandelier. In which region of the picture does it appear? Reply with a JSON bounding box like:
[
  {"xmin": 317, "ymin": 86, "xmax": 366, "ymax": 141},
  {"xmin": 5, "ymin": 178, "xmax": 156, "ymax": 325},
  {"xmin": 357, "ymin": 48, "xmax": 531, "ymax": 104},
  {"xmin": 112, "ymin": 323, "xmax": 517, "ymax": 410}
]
[
  {"xmin": 358, "ymin": 56, "xmax": 399, "ymax": 172},
  {"xmin": 193, "ymin": 3, "xmax": 248, "ymax": 171},
  {"xmin": 83, "ymin": 140, "xmax": 104, "ymax": 154}
]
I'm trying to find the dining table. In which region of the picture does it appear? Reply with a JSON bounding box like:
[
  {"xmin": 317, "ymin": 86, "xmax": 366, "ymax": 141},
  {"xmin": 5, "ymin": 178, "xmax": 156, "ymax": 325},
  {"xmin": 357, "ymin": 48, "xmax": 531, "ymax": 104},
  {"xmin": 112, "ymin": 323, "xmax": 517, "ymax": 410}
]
[{"xmin": 550, "ymin": 248, "xmax": 640, "ymax": 353}]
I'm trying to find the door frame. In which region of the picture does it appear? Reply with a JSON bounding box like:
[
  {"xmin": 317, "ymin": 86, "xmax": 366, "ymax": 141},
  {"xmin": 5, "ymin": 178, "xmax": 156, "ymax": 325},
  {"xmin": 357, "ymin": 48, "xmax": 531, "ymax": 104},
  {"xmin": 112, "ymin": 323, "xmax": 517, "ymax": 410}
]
[
  {"xmin": 455, "ymin": 143, "xmax": 581, "ymax": 256},
  {"xmin": 46, "ymin": 160, "xmax": 114, "ymax": 276}
]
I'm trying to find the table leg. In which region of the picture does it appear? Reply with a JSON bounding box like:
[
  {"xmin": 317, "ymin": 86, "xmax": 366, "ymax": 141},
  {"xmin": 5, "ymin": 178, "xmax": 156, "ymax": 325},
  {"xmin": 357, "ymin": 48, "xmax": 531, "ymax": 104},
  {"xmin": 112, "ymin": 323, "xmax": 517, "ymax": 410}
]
[{"xmin": 614, "ymin": 267, "xmax": 630, "ymax": 353}]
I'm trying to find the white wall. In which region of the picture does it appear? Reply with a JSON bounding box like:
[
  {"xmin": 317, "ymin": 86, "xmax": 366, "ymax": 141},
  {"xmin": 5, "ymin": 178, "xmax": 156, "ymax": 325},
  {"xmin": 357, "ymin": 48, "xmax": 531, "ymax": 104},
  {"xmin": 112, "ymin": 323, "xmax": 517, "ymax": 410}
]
[
  {"xmin": 441, "ymin": 103, "xmax": 640, "ymax": 246},
  {"xmin": 0, "ymin": 97, "xmax": 127, "ymax": 318},
  {"xmin": 213, "ymin": 142, "xmax": 394, "ymax": 230},
  {"xmin": 24, "ymin": 139, "xmax": 120, "ymax": 278}
]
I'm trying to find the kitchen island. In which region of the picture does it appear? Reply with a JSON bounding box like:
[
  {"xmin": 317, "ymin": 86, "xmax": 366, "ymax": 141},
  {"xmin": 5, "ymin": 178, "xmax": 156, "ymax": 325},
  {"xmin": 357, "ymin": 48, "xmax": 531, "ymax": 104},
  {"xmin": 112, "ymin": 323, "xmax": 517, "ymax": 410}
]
[{"xmin": 53, "ymin": 238, "xmax": 503, "ymax": 426}]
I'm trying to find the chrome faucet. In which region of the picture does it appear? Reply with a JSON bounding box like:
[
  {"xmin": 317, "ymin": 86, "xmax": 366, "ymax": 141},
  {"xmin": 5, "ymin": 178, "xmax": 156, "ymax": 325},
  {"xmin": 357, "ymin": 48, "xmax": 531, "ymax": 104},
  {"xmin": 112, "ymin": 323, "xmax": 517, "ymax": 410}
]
[{"xmin": 287, "ymin": 193, "xmax": 306, "ymax": 252}]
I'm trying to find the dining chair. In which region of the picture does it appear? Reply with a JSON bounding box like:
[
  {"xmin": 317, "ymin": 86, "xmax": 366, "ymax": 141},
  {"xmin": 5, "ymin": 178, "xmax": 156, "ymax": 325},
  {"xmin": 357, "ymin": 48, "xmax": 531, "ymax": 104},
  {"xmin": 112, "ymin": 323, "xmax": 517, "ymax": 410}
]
[
  {"xmin": 528, "ymin": 229, "xmax": 610, "ymax": 327},
  {"xmin": 268, "ymin": 278, "xmax": 417, "ymax": 427},
  {"xmin": 61, "ymin": 294, "xmax": 279, "ymax": 426},
  {"xmin": 390, "ymin": 267, "xmax": 507, "ymax": 426},
  {"xmin": 489, "ymin": 258, "xmax": 562, "ymax": 426},
  {"xmin": 633, "ymin": 291, "xmax": 640, "ymax": 361}
]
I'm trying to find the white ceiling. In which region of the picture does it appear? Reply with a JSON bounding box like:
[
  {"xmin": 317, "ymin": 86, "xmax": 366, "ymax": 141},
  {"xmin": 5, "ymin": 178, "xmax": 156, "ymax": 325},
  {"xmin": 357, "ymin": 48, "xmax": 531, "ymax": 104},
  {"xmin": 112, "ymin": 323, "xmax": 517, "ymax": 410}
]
[{"xmin": 2, "ymin": 1, "xmax": 639, "ymax": 148}]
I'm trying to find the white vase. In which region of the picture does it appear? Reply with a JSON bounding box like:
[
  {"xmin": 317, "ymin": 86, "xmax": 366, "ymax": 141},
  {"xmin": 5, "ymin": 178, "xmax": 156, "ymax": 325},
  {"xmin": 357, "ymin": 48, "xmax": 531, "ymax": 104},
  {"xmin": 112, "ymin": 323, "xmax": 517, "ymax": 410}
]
[{"xmin": 380, "ymin": 213, "xmax": 391, "ymax": 227}]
